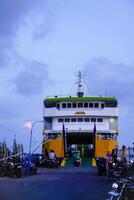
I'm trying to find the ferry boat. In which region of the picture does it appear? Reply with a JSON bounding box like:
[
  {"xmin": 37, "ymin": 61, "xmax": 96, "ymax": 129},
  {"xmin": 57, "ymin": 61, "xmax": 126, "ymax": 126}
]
[{"xmin": 42, "ymin": 71, "xmax": 118, "ymax": 160}]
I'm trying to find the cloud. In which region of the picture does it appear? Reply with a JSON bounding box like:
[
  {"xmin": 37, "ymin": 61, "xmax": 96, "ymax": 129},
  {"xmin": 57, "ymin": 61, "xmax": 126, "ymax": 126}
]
[
  {"xmin": 84, "ymin": 57, "xmax": 134, "ymax": 146},
  {"xmin": 33, "ymin": 21, "xmax": 53, "ymax": 40},
  {"xmin": 13, "ymin": 60, "xmax": 48, "ymax": 96},
  {"xmin": 84, "ymin": 57, "xmax": 133, "ymax": 102},
  {"xmin": 0, "ymin": 0, "xmax": 46, "ymax": 38},
  {"xmin": 0, "ymin": 0, "xmax": 50, "ymax": 68}
]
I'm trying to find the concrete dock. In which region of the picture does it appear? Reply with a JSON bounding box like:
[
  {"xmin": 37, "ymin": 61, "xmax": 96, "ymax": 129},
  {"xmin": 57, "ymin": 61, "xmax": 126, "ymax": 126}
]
[{"xmin": 0, "ymin": 167, "xmax": 111, "ymax": 200}]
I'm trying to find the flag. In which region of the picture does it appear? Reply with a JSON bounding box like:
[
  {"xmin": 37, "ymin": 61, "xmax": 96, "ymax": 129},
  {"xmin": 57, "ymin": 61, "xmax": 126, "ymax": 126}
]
[
  {"xmin": 24, "ymin": 122, "xmax": 32, "ymax": 129},
  {"xmin": 93, "ymin": 122, "xmax": 97, "ymax": 157},
  {"xmin": 62, "ymin": 123, "xmax": 67, "ymax": 156},
  {"xmin": 93, "ymin": 122, "xmax": 96, "ymax": 134},
  {"xmin": 62, "ymin": 123, "xmax": 65, "ymax": 137}
]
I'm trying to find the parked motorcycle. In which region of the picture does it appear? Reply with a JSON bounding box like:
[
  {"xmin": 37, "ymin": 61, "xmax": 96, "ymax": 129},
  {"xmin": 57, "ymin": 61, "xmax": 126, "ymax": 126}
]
[
  {"xmin": 106, "ymin": 175, "xmax": 134, "ymax": 200},
  {"xmin": 73, "ymin": 158, "xmax": 81, "ymax": 166},
  {"xmin": 22, "ymin": 161, "xmax": 37, "ymax": 175},
  {"xmin": 73, "ymin": 151, "xmax": 81, "ymax": 167},
  {"xmin": 15, "ymin": 163, "xmax": 22, "ymax": 178},
  {"xmin": 48, "ymin": 159, "xmax": 60, "ymax": 168},
  {"xmin": 30, "ymin": 163, "xmax": 37, "ymax": 175},
  {"xmin": 96, "ymin": 157, "xmax": 107, "ymax": 176}
]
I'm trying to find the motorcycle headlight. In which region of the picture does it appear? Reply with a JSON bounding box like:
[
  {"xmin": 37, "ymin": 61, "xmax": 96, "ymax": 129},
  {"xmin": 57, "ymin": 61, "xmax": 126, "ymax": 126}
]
[{"xmin": 112, "ymin": 183, "xmax": 118, "ymax": 189}]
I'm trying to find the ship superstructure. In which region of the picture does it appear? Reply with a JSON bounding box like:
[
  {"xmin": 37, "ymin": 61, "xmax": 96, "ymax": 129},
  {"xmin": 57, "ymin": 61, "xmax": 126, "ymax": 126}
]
[{"xmin": 42, "ymin": 71, "xmax": 118, "ymax": 158}]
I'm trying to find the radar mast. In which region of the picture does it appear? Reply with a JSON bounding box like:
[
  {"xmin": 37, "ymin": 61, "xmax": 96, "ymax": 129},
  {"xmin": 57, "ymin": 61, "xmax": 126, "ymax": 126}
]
[{"xmin": 76, "ymin": 71, "xmax": 84, "ymax": 97}]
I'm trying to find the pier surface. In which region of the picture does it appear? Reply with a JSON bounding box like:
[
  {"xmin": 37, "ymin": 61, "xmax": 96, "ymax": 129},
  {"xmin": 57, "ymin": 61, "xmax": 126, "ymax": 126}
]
[{"xmin": 0, "ymin": 167, "xmax": 111, "ymax": 200}]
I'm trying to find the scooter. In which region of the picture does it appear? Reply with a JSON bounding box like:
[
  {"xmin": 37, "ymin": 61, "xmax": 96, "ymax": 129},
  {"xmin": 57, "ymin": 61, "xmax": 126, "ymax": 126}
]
[
  {"xmin": 48, "ymin": 159, "xmax": 59, "ymax": 168},
  {"xmin": 73, "ymin": 158, "xmax": 81, "ymax": 166}
]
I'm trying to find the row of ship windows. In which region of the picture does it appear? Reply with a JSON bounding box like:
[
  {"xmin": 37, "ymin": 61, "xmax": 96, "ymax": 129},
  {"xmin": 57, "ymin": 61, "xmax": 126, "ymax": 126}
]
[
  {"xmin": 58, "ymin": 118, "xmax": 103, "ymax": 123},
  {"xmin": 57, "ymin": 102, "xmax": 104, "ymax": 109}
]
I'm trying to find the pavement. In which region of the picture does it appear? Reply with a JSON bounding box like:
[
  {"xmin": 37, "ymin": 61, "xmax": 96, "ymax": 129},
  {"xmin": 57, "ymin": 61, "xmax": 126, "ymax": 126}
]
[{"xmin": 0, "ymin": 167, "xmax": 111, "ymax": 200}]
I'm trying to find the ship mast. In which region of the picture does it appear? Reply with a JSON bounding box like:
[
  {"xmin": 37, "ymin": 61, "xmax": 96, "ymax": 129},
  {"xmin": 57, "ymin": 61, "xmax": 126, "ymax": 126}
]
[{"xmin": 76, "ymin": 71, "xmax": 84, "ymax": 97}]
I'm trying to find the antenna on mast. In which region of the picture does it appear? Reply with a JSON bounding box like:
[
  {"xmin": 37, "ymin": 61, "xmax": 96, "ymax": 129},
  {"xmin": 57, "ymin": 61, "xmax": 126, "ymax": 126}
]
[{"xmin": 76, "ymin": 71, "xmax": 84, "ymax": 97}]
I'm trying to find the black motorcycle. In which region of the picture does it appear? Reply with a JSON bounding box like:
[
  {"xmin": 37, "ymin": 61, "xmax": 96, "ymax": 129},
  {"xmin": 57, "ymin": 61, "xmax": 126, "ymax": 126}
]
[
  {"xmin": 23, "ymin": 161, "xmax": 37, "ymax": 175},
  {"xmin": 48, "ymin": 159, "xmax": 59, "ymax": 168},
  {"xmin": 30, "ymin": 163, "xmax": 37, "ymax": 175},
  {"xmin": 15, "ymin": 163, "xmax": 22, "ymax": 178},
  {"xmin": 40, "ymin": 156, "xmax": 60, "ymax": 168},
  {"xmin": 106, "ymin": 176, "xmax": 134, "ymax": 200},
  {"xmin": 96, "ymin": 157, "xmax": 107, "ymax": 176},
  {"xmin": 73, "ymin": 158, "xmax": 81, "ymax": 166}
]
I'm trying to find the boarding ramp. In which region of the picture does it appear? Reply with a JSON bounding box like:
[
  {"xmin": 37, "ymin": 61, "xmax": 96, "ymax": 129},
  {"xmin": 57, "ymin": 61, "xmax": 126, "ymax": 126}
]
[{"xmin": 65, "ymin": 157, "xmax": 92, "ymax": 167}]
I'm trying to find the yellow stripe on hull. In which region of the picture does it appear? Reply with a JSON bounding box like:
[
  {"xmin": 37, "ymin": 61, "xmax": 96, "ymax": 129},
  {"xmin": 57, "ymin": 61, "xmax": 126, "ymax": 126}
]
[
  {"xmin": 92, "ymin": 158, "xmax": 96, "ymax": 167},
  {"xmin": 60, "ymin": 158, "xmax": 66, "ymax": 166}
]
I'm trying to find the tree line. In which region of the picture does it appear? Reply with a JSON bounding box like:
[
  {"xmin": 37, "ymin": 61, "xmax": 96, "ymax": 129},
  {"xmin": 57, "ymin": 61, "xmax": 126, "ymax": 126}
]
[{"xmin": 0, "ymin": 138, "xmax": 24, "ymax": 158}]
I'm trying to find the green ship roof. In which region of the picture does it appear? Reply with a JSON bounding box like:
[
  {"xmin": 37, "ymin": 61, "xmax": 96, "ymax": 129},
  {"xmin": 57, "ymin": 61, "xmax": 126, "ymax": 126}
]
[{"xmin": 44, "ymin": 96, "xmax": 117, "ymax": 103}]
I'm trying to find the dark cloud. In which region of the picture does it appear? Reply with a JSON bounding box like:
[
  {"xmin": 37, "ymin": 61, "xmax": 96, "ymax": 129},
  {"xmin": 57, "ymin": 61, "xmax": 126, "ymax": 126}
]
[
  {"xmin": 0, "ymin": 0, "xmax": 46, "ymax": 38},
  {"xmin": 84, "ymin": 57, "xmax": 134, "ymax": 146},
  {"xmin": 84, "ymin": 57, "xmax": 133, "ymax": 103},
  {"xmin": 0, "ymin": 0, "xmax": 49, "ymax": 68},
  {"xmin": 13, "ymin": 60, "xmax": 48, "ymax": 96}
]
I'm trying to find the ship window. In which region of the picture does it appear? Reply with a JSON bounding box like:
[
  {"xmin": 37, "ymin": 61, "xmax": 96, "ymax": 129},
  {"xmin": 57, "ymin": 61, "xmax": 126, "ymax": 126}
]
[
  {"xmin": 95, "ymin": 103, "xmax": 99, "ymax": 108},
  {"xmin": 71, "ymin": 118, "xmax": 76, "ymax": 122},
  {"xmin": 97, "ymin": 118, "xmax": 103, "ymax": 122},
  {"xmin": 72, "ymin": 103, "xmax": 76, "ymax": 108},
  {"xmin": 58, "ymin": 118, "xmax": 63, "ymax": 122},
  {"xmin": 84, "ymin": 102, "xmax": 88, "ymax": 108},
  {"xmin": 62, "ymin": 103, "xmax": 66, "ymax": 108},
  {"xmin": 101, "ymin": 103, "xmax": 104, "ymax": 108},
  {"xmin": 91, "ymin": 118, "xmax": 96, "ymax": 122},
  {"xmin": 78, "ymin": 103, "xmax": 83, "ymax": 108},
  {"xmin": 84, "ymin": 118, "xmax": 90, "ymax": 122},
  {"xmin": 105, "ymin": 101, "xmax": 117, "ymax": 107},
  {"xmin": 44, "ymin": 117, "xmax": 52, "ymax": 130},
  {"xmin": 78, "ymin": 118, "xmax": 83, "ymax": 122},
  {"xmin": 65, "ymin": 118, "xmax": 70, "ymax": 122},
  {"xmin": 56, "ymin": 103, "xmax": 60, "ymax": 109},
  {"xmin": 67, "ymin": 103, "xmax": 71, "ymax": 108},
  {"xmin": 89, "ymin": 103, "xmax": 93, "ymax": 108}
]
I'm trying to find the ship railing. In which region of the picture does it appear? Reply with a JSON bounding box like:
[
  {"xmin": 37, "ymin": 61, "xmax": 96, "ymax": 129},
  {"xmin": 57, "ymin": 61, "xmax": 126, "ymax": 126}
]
[{"xmin": 45, "ymin": 95, "xmax": 116, "ymax": 99}]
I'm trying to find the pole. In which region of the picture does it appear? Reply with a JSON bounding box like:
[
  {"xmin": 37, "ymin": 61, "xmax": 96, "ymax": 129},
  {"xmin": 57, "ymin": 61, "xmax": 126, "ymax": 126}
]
[
  {"xmin": 28, "ymin": 120, "xmax": 43, "ymax": 176},
  {"xmin": 29, "ymin": 120, "xmax": 44, "ymax": 155},
  {"xmin": 128, "ymin": 146, "xmax": 130, "ymax": 164},
  {"xmin": 64, "ymin": 130, "xmax": 67, "ymax": 156},
  {"xmin": 29, "ymin": 127, "xmax": 33, "ymax": 155}
]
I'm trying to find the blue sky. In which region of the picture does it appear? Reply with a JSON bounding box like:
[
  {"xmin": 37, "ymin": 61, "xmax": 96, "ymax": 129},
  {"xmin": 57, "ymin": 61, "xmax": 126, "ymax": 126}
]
[{"xmin": 0, "ymin": 0, "xmax": 134, "ymax": 152}]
